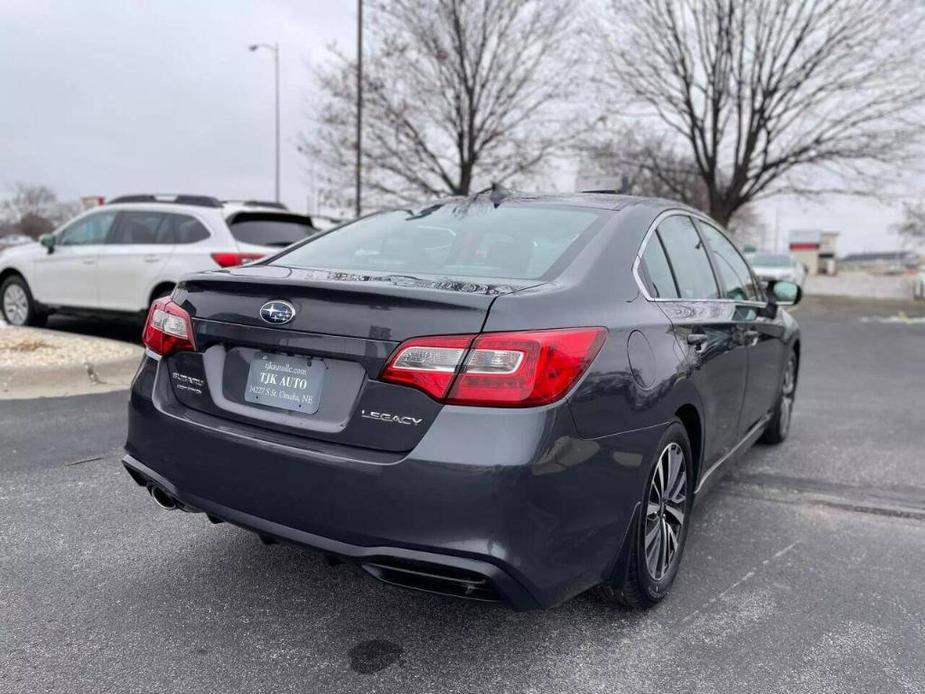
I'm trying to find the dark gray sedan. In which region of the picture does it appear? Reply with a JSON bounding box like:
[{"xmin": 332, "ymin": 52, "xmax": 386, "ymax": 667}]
[{"xmin": 123, "ymin": 192, "xmax": 801, "ymax": 609}]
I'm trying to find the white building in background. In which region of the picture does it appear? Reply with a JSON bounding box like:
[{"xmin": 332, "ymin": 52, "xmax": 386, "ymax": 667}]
[{"xmin": 789, "ymin": 229, "xmax": 840, "ymax": 275}]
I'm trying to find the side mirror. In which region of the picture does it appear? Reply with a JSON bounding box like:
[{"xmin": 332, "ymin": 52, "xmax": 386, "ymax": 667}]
[
  {"xmin": 39, "ymin": 234, "xmax": 56, "ymax": 254},
  {"xmin": 768, "ymin": 279, "xmax": 802, "ymax": 307}
]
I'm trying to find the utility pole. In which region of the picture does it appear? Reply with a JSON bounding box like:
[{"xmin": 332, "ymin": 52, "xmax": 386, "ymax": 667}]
[
  {"xmin": 248, "ymin": 42, "xmax": 281, "ymax": 202},
  {"xmin": 274, "ymin": 43, "xmax": 280, "ymax": 203},
  {"xmin": 355, "ymin": 0, "xmax": 363, "ymax": 218}
]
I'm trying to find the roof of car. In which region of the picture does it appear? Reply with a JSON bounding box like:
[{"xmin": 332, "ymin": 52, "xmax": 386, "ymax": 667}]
[
  {"xmin": 412, "ymin": 190, "xmax": 702, "ymax": 216},
  {"xmin": 99, "ymin": 195, "xmax": 313, "ymax": 226}
]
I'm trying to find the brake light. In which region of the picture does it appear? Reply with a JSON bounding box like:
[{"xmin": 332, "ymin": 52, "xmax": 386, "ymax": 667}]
[
  {"xmin": 380, "ymin": 328, "xmax": 606, "ymax": 407},
  {"xmin": 210, "ymin": 252, "xmax": 264, "ymax": 268},
  {"xmin": 142, "ymin": 297, "xmax": 196, "ymax": 356}
]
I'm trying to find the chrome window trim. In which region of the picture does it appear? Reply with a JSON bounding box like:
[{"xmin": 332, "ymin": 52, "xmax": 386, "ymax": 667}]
[
  {"xmin": 632, "ymin": 209, "xmax": 767, "ymax": 307},
  {"xmin": 632, "ymin": 210, "xmax": 724, "ymax": 303}
]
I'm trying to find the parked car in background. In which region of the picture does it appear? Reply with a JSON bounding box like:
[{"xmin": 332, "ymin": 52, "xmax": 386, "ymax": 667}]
[
  {"xmin": 0, "ymin": 194, "xmax": 316, "ymax": 326},
  {"xmin": 123, "ymin": 192, "xmax": 802, "ymax": 610},
  {"xmin": 747, "ymin": 252, "xmax": 807, "ymax": 286},
  {"xmin": 0, "ymin": 233, "xmax": 35, "ymax": 248}
]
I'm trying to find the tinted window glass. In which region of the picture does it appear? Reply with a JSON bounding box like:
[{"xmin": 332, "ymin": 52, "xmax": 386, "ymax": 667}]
[
  {"xmin": 229, "ymin": 213, "xmax": 314, "ymax": 247},
  {"xmin": 657, "ymin": 216, "xmax": 719, "ymax": 299},
  {"xmin": 109, "ymin": 211, "xmax": 166, "ymax": 245},
  {"xmin": 156, "ymin": 214, "xmax": 210, "ymax": 244},
  {"xmin": 697, "ymin": 221, "xmax": 758, "ymax": 301},
  {"xmin": 641, "ymin": 234, "xmax": 679, "ymax": 298},
  {"xmin": 271, "ymin": 203, "xmax": 603, "ymax": 280},
  {"xmin": 58, "ymin": 211, "xmax": 117, "ymax": 246}
]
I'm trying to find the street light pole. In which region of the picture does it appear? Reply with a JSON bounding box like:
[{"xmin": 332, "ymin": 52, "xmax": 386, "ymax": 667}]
[
  {"xmin": 355, "ymin": 0, "xmax": 363, "ymax": 217},
  {"xmin": 249, "ymin": 42, "xmax": 281, "ymax": 203}
]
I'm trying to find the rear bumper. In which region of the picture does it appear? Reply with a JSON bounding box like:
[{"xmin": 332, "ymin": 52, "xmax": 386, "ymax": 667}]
[
  {"xmin": 123, "ymin": 453, "xmax": 532, "ymax": 605},
  {"xmin": 125, "ymin": 355, "xmax": 664, "ymax": 608}
]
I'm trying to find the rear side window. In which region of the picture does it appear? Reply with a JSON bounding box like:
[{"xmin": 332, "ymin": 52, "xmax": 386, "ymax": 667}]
[
  {"xmin": 640, "ymin": 234, "xmax": 679, "ymax": 298},
  {"xmin": 109, "ymin": 211, "xmax": 166, "ymax": 244},
  {"xmin": 271, "ymin": 203, "xmax": 603, "ymax": 280},
  {"xmin": 696, "ymin": 221, "xmax": 759, "ymax": 301},
  {"xmin": 156, "ymin": 214, "xmax": 210, "ymax": 244},
  {"xmin": 656, "ymin": 216, "xmax": 719, "ymax": 300},
  {"xmin": 228, "ymin": 213, "xmax": 314, "ymax": 247}
]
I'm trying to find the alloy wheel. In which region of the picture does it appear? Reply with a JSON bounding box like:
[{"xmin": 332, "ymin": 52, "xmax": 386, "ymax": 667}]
[
  {"xmin": 2, "ymin": 284, "xmax": 29, "ymax": 326},
  {"xmin": 645, "ymin": 442, "xmax": 687, "ymax": 581}
]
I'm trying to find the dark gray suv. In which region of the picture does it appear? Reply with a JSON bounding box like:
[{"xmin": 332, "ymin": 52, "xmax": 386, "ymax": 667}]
[{"xmin": 123, "ymin": 192, "xmax": 801, "ymax": 609}]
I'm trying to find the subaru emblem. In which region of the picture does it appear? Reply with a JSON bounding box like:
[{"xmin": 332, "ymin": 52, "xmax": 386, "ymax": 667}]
[{"xmin": 259, "ymin": 300, "xmax": 296, "ymax": 325}]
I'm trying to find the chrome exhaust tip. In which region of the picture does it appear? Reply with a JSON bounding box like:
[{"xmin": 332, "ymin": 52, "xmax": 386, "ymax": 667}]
[{"xmin": 149, "ymin": 485, "xmax": 177, "ymax": 510}]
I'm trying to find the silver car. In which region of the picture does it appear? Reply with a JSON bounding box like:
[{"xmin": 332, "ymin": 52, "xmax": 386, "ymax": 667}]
[{"xmin": 748, "ymin": 252, "xmax": 807, "ymax": 286}]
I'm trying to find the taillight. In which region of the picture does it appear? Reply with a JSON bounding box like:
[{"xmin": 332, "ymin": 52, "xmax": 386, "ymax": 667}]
[
  {"xmin": 142, "ymin": 297, "xmax": 196, "ymax": 356},
  {"xmin": 380, "ymin": 328, "xmax": 606, "ymax": 407},
  {"xmin": 380, "ymin": 335, "xmax": 474, "ymax": 400},
  {"xmin": 210, "ymin": 252, "xmax": 264, "ymax": 268}
]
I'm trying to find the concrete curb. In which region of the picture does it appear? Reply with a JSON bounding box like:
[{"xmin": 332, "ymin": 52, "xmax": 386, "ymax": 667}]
[{"xmin": 0, "ymin": 330, "xmax": 143, "ymax": 400}]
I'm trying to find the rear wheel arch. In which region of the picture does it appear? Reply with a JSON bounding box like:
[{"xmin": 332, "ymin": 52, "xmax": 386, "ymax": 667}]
[
  {"xmin": 148, "ymin": 282, "xmax": 176, "ymax": 307},
  {"xmin": 674, "ymin": 404, "xmax": 702, "ymax": 489}
]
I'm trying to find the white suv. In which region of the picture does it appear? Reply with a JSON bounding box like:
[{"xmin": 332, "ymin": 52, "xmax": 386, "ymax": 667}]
[{"xmin": 0, "ymin": 195, "xmax": 316, "ymax": 326}]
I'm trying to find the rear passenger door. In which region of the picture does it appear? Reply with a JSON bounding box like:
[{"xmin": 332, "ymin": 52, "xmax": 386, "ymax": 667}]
[
  {"xmin": 639, "ymin": 214, "xmax": 748, "ymax": 470},
  {"xmin": 96, "ymin": 210, "xmax": 172, "ymax": 311},
  {"xmin": 695, "ymin": 220, "xmax": 786, "ymax": 432}
]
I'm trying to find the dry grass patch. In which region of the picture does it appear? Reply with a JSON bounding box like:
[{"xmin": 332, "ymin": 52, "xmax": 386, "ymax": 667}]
[{"xmin": 0, "ymin": 338, "xmax": 57, "ymax": 353}]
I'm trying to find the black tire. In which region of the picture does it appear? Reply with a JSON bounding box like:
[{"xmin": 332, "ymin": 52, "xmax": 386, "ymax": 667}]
[
  {"xmin": 596, "ymin": 420, "xmax": 694, "ymax": 609},
  {"xmin": 1, "ymin": 274, "xmax": 47, "ymax": 327},
  {"xmin": 150, "ymin": 283, "xmax": 175, "ymax": 304},
  {"xmin": 760, "ymin": 349, "xmax": 797, "ymax": 445}
]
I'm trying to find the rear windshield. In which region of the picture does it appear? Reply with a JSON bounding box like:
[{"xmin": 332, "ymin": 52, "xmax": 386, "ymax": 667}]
[
  {"xmin": 270, "ymin": 203, "xmax": 603, "ymax": 280},
  {"xmin": 228, "ymin": 213, "xmax": 315, "ymax": 247}
]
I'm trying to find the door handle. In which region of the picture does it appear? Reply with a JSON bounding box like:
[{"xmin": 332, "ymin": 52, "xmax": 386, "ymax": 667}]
[
  {"xmin": 143, "ymin": 255, "xmax": 160, "ymax": 263},
  {"xmin": 82, "ymin": 259, "xmax": 95, "ymax": 265}
]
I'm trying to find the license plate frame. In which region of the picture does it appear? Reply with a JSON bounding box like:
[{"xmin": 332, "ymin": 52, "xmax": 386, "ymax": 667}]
[{"xmin": 243, "ymin": 352, "xmax": 325, "ymax": 414}]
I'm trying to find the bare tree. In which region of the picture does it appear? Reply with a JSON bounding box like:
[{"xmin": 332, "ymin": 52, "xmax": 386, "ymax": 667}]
[
  {"xmin": 724, "ymin": 204, "xmax": 769, "ymax": 250},
  {"xmin": 597, "ymin": 0, "xmax": 925, "ymax": 225},
  {"xmin": 894, "ymin": 201, "xmax": 925, "ymax": 249},
  {"xmin": 303, "ymin": 0, "xmax": 583, "ymax": 209},
  {"xmin": 1, "ymin": 183, "xmax": 57, "ymax": 223},
  {"xmin": 577, "ymin": 129, "xmax": 709, "ymax": 209},
  {"xmin": 0, "ymin": 183, "xmax": 79, "ymax": 238}
]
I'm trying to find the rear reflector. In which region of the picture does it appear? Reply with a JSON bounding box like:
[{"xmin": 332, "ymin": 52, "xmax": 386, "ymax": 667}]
[
  {"xmin": 210, "ymin": 252, "xmax": 265, "ymax": 268},
  {"xmin": 142, "ymin": 297, "xmax": 196, "ymax": 356},
  {"xmin": 380, "ymin": 328, "xmax": 606, "ymax": 407}
]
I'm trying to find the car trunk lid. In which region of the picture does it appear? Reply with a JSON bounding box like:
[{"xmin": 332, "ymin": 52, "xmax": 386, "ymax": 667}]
[{"xmin": 161, "ymin": 265, "xmax": 540, "ymax": 452}]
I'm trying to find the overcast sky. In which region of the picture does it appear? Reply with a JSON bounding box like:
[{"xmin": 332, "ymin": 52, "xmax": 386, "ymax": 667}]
[{"xmin": 1, "ymin": 0, "xmax": 920, "ymax": 253}]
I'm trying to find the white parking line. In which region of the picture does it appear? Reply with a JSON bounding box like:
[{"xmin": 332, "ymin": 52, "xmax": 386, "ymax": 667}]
[{"xmin": 859, "ymin": 312, "xmax": 925, "ymax": 324}]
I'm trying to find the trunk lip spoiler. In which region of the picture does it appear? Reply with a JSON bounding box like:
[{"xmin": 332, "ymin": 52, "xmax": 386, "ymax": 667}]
[{"xmin": 179, "ymin": 268, "xmax": 547, "ymax": 297}]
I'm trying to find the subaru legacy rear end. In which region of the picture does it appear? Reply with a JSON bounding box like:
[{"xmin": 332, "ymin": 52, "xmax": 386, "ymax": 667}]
[{"xmin": 124, "ymin": 196, "xmax": 643, "ymax": 608}]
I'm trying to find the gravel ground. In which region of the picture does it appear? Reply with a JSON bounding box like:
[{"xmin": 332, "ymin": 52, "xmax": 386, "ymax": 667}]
[{"xmin": 0, "ymin": 325, "xmax": 139, "ymax": 369}]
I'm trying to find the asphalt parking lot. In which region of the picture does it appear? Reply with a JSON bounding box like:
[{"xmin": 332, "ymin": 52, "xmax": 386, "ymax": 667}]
[{"xmin": 2, "ymin": 297, "xmax": 924, "ymax": 693}]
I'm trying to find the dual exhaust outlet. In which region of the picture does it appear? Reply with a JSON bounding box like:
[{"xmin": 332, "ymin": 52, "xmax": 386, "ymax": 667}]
[{"xmin": 148, "ymin": 484, "xmax": 178, "ymax": 510}]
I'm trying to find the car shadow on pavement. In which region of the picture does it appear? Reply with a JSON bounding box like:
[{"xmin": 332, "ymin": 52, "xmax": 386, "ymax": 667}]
[{"xmin": 98, "ymin": 512, "xmax": 663, "ymax": 676}]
